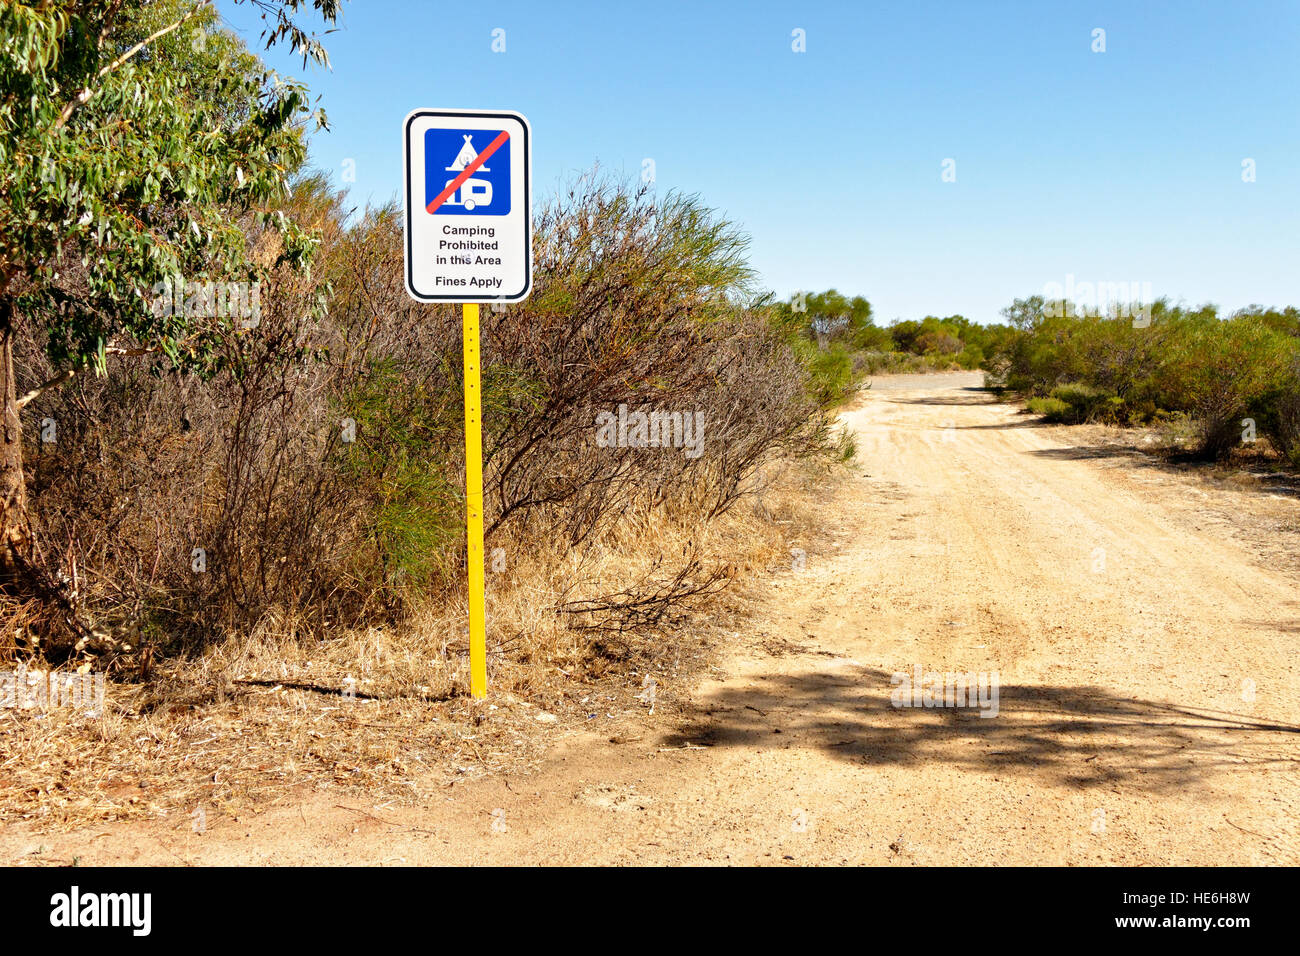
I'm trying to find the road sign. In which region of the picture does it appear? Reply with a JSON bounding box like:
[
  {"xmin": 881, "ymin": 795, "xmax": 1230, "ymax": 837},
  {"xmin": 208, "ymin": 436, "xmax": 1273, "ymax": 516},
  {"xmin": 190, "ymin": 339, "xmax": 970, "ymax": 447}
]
[
  {"xmin": 402, "ymin": 108, "xmax": 533, "ymax": 701},
  {"xmin": 403, "ymin": 108, "xmax": 532, "ymax": 302}
]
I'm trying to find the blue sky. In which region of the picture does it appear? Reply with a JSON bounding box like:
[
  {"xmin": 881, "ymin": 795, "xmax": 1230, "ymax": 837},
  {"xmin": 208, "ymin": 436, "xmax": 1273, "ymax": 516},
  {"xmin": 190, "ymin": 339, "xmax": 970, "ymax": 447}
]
[{"xmin": 220, "ymin": 0, "xmax": 1299, "ymax": 324}]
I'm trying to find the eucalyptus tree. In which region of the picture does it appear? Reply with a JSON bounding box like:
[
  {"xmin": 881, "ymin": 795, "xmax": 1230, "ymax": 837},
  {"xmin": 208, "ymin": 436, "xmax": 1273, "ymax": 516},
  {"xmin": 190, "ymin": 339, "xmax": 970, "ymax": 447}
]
[{"xmin": 0, "ymin": 0, "xmax": 339, "ymax": 593}]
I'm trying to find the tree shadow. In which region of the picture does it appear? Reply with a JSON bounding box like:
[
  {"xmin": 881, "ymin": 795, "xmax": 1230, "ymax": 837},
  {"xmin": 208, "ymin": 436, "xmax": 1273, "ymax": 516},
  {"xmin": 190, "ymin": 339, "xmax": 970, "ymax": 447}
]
[
  {"xmin": 1028, "ymin": 444, "xmax": 1166, "ymax": 463},
  {"xmin": 887, "ymin": 389, "xmax": 999, "ymax": 408},
  {"xmin": 1241, "ymin": 618, "xmax": 1300, "ymax": 634},
  {"xmin": 1028, "ymin": 446, "xmax": 1300, "ymax": 498},
  {"xmin": 952, "ymin": 419, "xmax": 1050, "ymax": 430},
  {"xmin": 660, "ymin": 666, "xmax": 1300, "ymax": 792}
]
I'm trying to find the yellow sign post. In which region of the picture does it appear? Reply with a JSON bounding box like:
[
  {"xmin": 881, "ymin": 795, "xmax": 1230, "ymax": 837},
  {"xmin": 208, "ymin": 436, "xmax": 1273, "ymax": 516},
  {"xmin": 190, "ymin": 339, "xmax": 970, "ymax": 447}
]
[
  {"xmin": 462, "ymin": 303, "xmax": 487, "ymax": 699},
  {"xmin": 404, "ymin": 109, "xmax": 532, "ymax": 700}
]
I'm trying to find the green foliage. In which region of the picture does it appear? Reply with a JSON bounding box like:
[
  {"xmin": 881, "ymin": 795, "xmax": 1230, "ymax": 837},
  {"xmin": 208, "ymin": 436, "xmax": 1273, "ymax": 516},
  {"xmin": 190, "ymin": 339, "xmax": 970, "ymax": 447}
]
[
  {"xmin": 1048, "ymin": 383, "xmax": 1122, "ymax": 424},
  {"xmin": 767, "ymin": 289, "xmax": 869, "ymax": 346},
  {"xmin": 1026, "ymin": 396, "xmax": 1070, "ymax": 421},
  {"xmin": 766, "ymin": 290, "xmax": 1015, "ymax": 407},
  {"xmin": 337, "ymin": 360, "xmax": 461, "ymax": 591},
  {"xmin": 987, "ymin": 298, "xmax": 1300, "ymax": 460},
  {"xmin": 1001, "ymin": 295, "xmax": 1046, "ymax": 331},
  {"xmin": 0, "ymin": 0, "xmax": 338, "ymax": 372},
  {"xmin": 855, "ymin": 350, "xmax": 930, "ymax": 375},
  {"xmin": 766, "ymin": 290, "xmax": 872, "ymax": 406},
  {"xmin": 799, "ymin": 340, "xmax": 855, "ymax": 406},
  {"xmin": 832, "ymin": 423, "xmax": 857, "ymax": 463},
  {"xmin": 1156, "ymin": 313, "xmax": 1295, "ymax": 458},
  {"xmin": 956, "ymin": 343, "xmax": 985, "ymax": 369},
  {"xmin": 372, "ymin": 466, "xmax": 461, "ymax": 592}
]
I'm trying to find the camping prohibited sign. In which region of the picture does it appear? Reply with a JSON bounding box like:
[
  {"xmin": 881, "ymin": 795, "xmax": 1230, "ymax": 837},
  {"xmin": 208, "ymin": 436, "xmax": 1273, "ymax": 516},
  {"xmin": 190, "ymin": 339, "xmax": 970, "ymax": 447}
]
[
  {"xmin": 403, "ymin": 108, "xmax": 532, "ymax": 302},
  {"xmin": 402, "ymin": 108, "xmax": 533, "ymax": 698}
]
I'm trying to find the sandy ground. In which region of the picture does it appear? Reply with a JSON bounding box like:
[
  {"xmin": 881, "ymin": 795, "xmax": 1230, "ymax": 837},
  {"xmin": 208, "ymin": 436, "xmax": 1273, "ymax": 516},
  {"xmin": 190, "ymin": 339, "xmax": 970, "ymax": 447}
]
[{"xmin": 4, "ymin": 371, "xmax": 1298, "ymax": 865}]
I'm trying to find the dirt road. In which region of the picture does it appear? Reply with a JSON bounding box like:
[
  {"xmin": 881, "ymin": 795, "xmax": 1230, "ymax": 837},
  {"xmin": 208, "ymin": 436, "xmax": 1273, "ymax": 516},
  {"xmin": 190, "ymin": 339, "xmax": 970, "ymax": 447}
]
[{"xmin": 6, "ymin": 372, "xmax": 1299, "ymax": 865}]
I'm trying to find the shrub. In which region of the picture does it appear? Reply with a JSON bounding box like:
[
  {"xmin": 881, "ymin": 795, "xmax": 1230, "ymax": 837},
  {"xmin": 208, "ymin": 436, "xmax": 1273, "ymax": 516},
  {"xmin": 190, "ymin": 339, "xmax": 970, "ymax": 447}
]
[
  {"xmin": 986, "ymin": 300, "xmax": 1300, "ymax": 462},
  {"xmin": 13, "ymin": 175, "xmax": 841, "ymax": 663},
  {"xmin": 1157, "ymin": 316, "xmax": 1293, "ymax": 459},
  {"xmin": 1027, "ymin": 397, "xmax": 1070, "ymax": 421},
  {"xmin": 1257, "ymin": 360, "xmax": 1300, "ymax": 467},
  {"xmin": 794, "ymin": 339, "xmax": 856, "ymax": 406},
  {"xmin": 1049, "ymin": 383, "xmax": 1120, "ymax": 424}
]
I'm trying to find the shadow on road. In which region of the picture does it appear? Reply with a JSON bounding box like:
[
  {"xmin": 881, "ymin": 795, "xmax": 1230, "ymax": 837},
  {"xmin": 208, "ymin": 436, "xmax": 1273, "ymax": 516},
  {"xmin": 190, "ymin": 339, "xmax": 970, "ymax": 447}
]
[
  {"xmin": 886, "ymin": 388, "xmax": 998, "ymax": 408},
  {"xmin": 952, "ymin": 419, "xmax": 1048, "ymax": 430},
  {"xmin": 1028, "ymin": 446, "xmax": 1300, "ymax": 498},
  {"xmin": 660, "ymin": 666, "xmax": 1300, "ymax": 792}
]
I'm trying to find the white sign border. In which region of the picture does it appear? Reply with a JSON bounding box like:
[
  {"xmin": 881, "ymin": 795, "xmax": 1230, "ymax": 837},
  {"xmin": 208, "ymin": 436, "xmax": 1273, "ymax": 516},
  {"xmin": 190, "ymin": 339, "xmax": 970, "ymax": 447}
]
[{"xmin": 403, "ymin": 107, "xmax": 533, "ymax": 303}]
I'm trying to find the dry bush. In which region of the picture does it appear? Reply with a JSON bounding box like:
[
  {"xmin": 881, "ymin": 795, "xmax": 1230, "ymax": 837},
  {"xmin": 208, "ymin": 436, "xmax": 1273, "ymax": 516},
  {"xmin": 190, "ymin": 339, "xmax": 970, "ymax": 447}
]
[
  {"xmin": 17, "ymin": 231, "xmax": 372, "ymax": 665},
  {"xmin": 5, "ymin": 173, "xmax": 839, "ymax": 688},
  {"xmin": 313, "ymin": 174, "xmax": 836, "ymax": 647}
]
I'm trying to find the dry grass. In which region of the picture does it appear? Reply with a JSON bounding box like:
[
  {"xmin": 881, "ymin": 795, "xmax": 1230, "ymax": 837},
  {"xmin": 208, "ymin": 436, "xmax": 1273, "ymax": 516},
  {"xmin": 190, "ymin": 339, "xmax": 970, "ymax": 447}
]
[{"xmin": 0, "ymin": 458, "xmax": 841, "ymax": 832}]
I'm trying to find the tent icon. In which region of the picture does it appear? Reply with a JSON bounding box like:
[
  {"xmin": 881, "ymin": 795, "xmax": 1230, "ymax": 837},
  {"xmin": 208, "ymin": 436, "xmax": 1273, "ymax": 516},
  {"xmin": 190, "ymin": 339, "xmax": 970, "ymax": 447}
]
[{"xmin": 446, "ymin": 134, "xmax": 490, "ymax": 173}]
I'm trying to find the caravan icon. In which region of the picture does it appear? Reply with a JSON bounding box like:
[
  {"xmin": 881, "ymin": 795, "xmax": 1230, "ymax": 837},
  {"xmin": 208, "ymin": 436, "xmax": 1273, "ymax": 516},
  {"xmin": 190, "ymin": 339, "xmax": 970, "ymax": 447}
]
[
  {"xmin": 444, "ymin": 176, "xmax": 493, "ymax": 211},
  {"xmin": 424, "ymin": 128, "xmax": 511, "ymax": 216}
]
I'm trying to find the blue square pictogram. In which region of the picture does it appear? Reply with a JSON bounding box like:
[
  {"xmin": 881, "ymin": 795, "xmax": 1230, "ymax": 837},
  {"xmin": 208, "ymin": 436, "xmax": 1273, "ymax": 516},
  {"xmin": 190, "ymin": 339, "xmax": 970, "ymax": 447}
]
[{"xmin": 424, "ymin": 128, "xmax": 511, "ymax": 216}]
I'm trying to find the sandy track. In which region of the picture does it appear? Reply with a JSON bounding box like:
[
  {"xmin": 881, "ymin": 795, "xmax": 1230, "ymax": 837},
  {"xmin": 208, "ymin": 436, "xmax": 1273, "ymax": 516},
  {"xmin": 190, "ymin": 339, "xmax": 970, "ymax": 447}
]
[{"xmin": 5, "ymin": 372, "xmax": 1298, "ymax": 865}]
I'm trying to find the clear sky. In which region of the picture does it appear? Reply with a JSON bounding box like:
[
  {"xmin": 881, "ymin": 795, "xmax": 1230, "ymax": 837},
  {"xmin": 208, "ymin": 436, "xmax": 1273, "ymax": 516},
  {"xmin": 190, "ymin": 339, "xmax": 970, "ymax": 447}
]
[{"xmin": 219, "ymin": 0, "xmax": 1299, "ymax": 324}]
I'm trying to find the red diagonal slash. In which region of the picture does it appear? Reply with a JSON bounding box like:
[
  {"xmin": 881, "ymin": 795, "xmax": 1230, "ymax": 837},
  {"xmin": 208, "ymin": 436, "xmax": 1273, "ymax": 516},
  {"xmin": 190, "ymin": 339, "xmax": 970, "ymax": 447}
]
[{"xmin": 425, "ymin": 129, "xmax": 510, "ymax": 214}]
